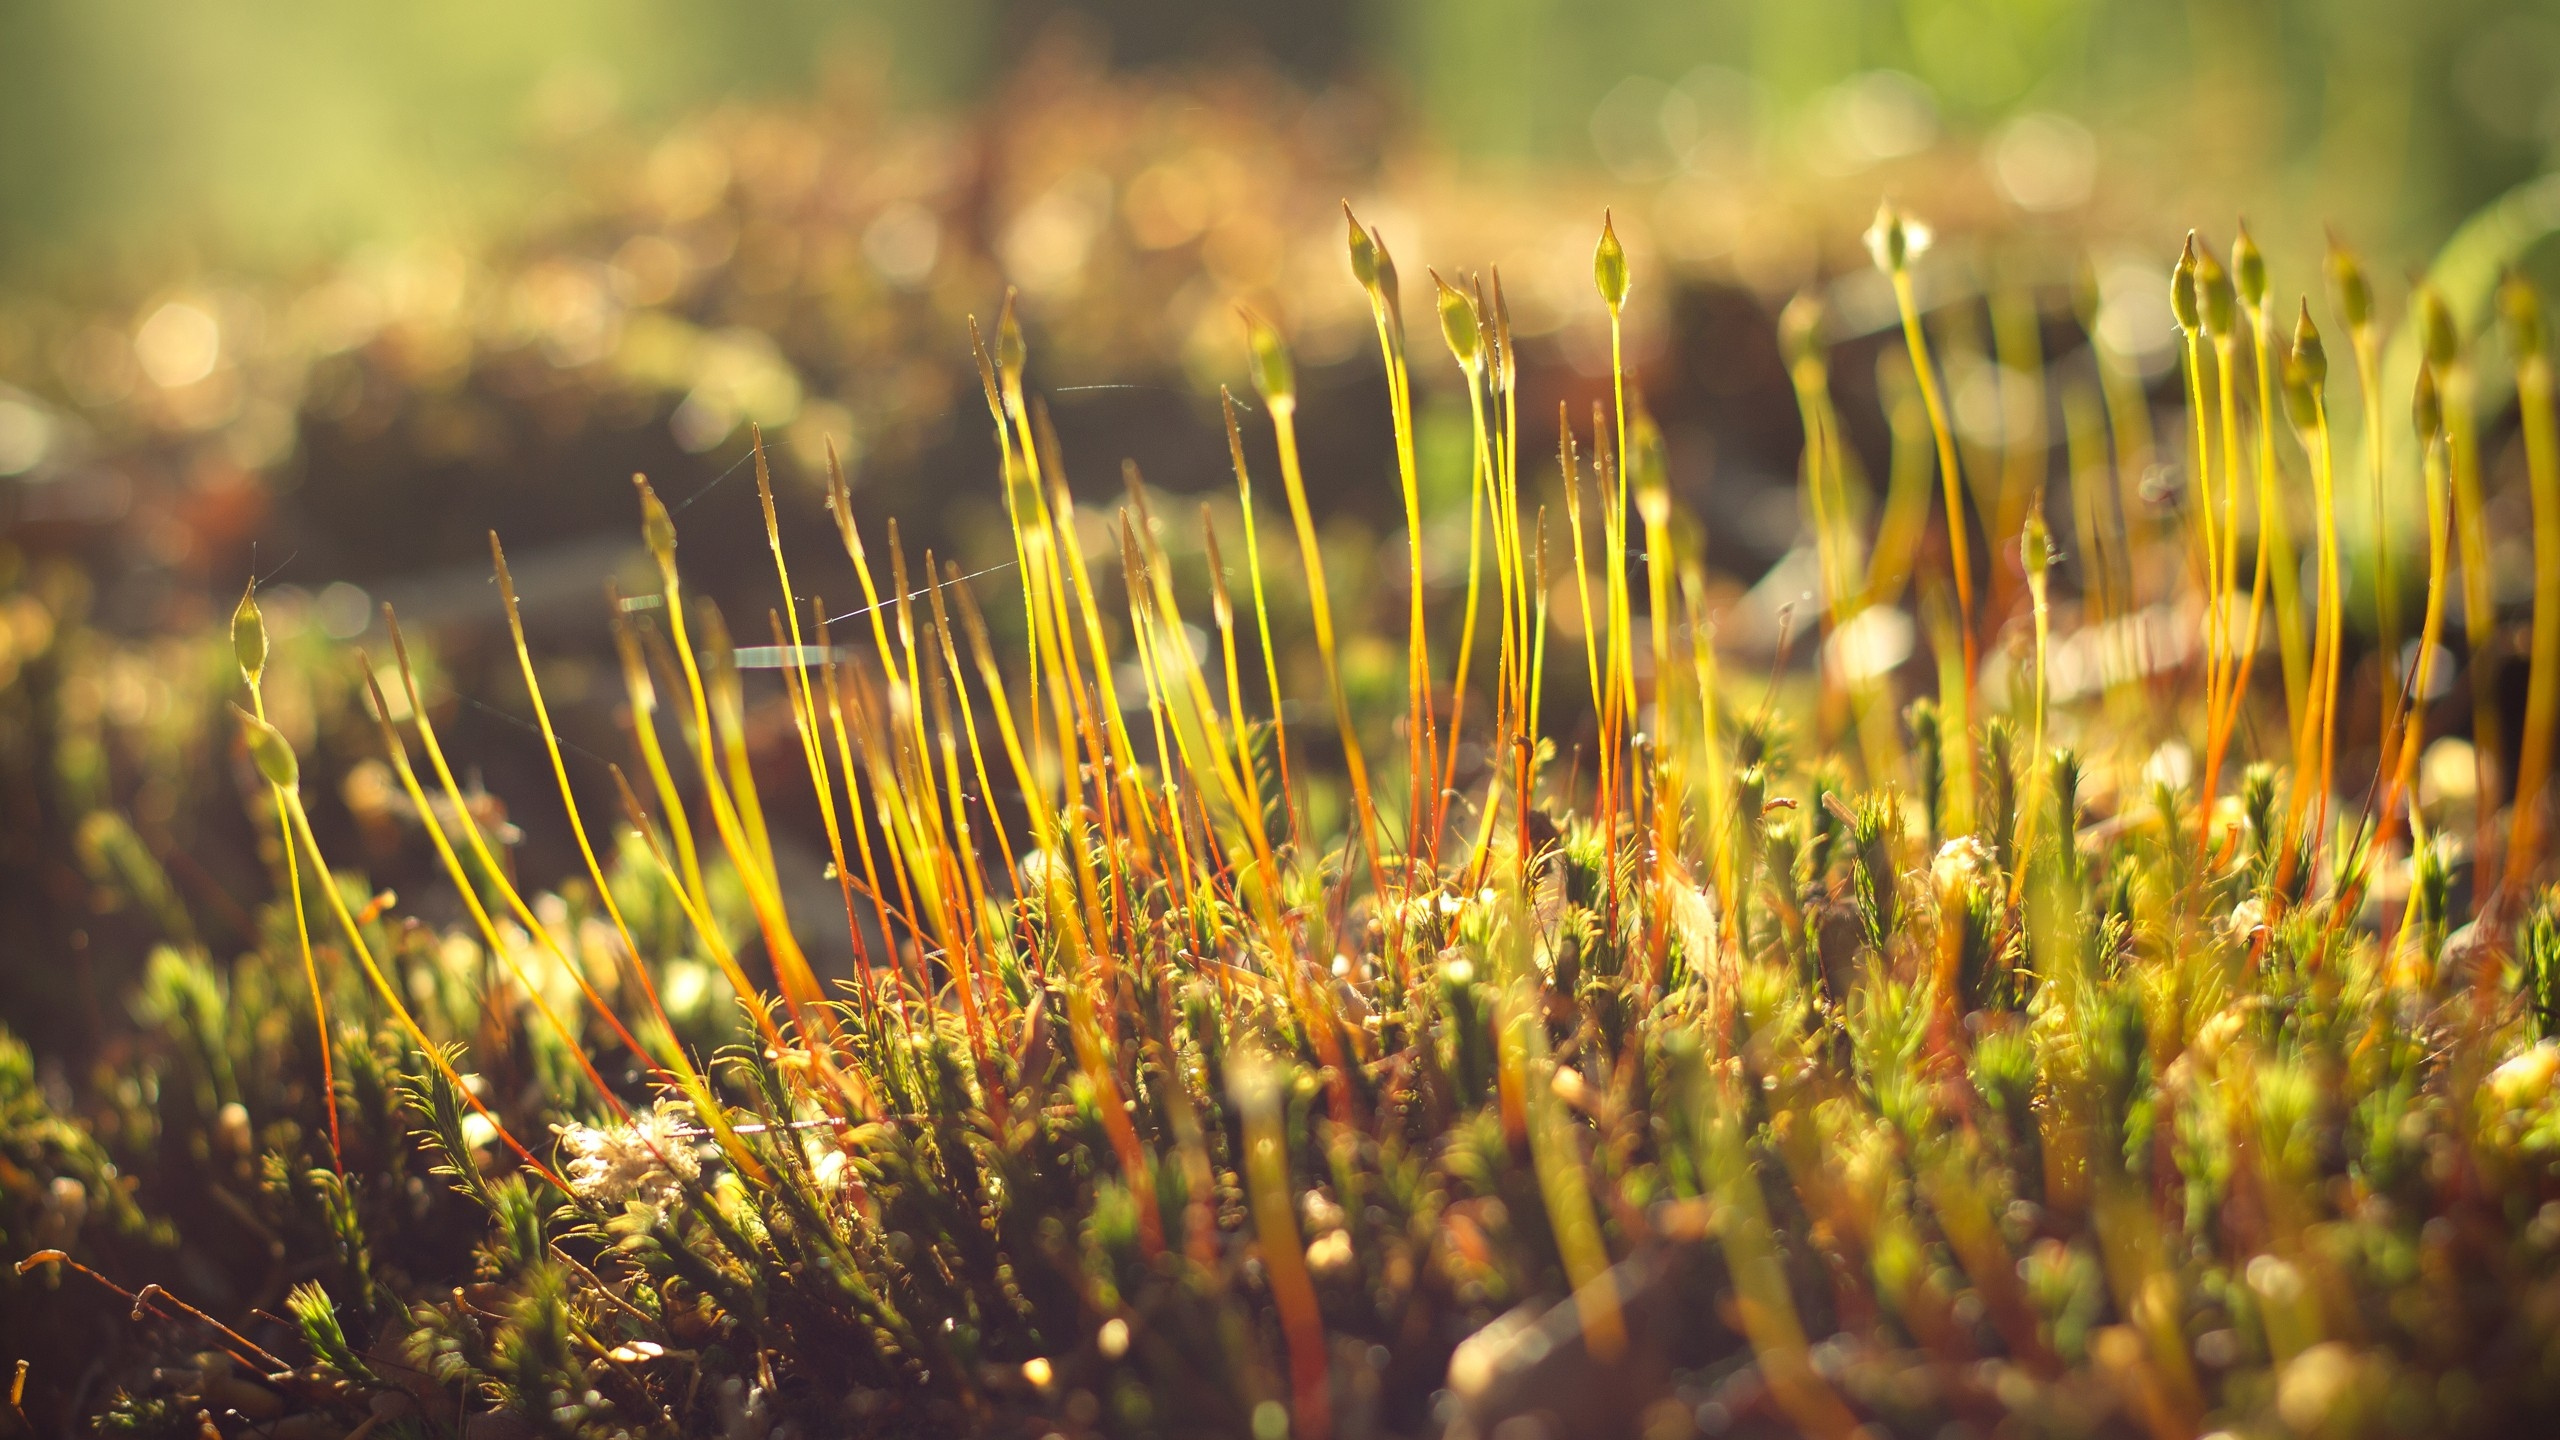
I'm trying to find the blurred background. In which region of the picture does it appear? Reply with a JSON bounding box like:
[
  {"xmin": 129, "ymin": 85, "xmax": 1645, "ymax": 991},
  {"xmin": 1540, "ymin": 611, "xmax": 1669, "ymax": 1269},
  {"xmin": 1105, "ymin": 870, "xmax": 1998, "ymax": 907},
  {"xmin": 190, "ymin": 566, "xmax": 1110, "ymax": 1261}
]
[
  {"xmin": 11, "ymin": 0, "xmax": 2560, "ymax": 555},
  {"xmin": 11, "ymin": 0, "xmax": 2559, "ymax": 274},
  {"xmin": 9, "ymin": 0, "xmax": 2560, "ymax": 576},
  {"xmin": 9, "ymin": 0, "xmax": 2559, "ymax": 274},
  {"xmin": 9, "ymin": 0, "xmax": 2560, "ymax": 1045}
]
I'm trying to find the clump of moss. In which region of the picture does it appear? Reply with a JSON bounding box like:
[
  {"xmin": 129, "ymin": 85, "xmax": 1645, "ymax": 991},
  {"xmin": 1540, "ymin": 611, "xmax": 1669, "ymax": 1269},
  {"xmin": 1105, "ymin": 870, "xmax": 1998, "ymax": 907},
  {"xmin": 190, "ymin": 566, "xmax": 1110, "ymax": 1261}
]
[{"xmin": 13, "ymin": 204, "xmax": 2560, "ymax": 1440}]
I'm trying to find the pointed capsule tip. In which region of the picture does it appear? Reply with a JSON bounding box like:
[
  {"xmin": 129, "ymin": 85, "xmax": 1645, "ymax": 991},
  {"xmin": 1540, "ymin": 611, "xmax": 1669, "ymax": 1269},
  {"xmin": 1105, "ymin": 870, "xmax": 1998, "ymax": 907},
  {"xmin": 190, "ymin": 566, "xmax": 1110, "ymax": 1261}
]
[
  {"xmin": 230, "ymin": 580, "xmax": 267, "ymax": 684},
  {"xmin": 1593, "ymin": 211, "xmax": 1632, "ymax": 310}
]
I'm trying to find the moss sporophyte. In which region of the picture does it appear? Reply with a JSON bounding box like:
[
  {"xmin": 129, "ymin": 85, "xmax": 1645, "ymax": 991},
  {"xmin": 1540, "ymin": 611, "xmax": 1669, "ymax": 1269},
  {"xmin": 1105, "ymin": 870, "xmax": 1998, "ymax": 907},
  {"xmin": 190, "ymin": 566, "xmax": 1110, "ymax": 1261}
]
[{"xmin": 17, "ymin": 206, "xmax": 2560, "ymax": 1440}]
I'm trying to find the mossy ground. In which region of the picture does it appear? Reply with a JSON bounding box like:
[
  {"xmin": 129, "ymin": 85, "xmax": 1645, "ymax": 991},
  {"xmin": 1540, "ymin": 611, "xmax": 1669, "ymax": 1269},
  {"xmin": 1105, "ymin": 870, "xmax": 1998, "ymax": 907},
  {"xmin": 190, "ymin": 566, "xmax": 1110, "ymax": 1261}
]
[{"xmin": 8, "ymin": 205, "xmax": 2560, "ymax": 1440}]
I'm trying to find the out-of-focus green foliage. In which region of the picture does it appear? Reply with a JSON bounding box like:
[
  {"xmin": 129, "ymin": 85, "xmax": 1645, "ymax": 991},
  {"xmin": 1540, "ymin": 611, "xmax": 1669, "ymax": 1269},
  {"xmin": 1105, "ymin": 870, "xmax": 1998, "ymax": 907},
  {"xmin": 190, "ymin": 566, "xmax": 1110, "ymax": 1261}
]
[
  {"xmin": 1396, "ymin": 0, "xmax": 2560, "ymax": 253},
  {"xmin": 0, "ymin": 0, "xmax": 992, "ymax": 276},
  {"xmin": 12, "ymin": 0, "xmax": 2560, "ymax": 281}
]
